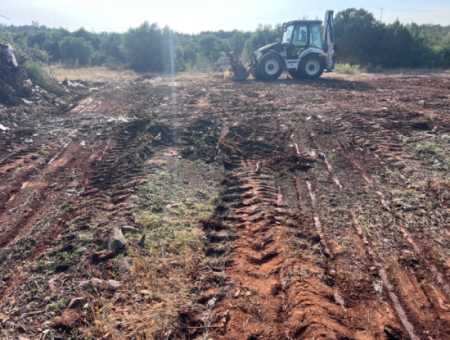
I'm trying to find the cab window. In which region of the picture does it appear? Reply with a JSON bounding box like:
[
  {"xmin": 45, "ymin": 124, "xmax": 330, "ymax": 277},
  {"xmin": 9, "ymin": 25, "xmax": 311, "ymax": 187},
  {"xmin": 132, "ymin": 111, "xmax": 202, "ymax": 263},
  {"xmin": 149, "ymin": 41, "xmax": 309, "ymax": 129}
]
[
  {"xmin": 282, "ymin": 25, "xmax": 294, "ymax": 43},
  {"xmin": 292, "ymin": 25, "xmax": 308, "ymax": 47},
  {"xmin": 309, "ymin": 24, "xmax": 323, "ymax": 49}
]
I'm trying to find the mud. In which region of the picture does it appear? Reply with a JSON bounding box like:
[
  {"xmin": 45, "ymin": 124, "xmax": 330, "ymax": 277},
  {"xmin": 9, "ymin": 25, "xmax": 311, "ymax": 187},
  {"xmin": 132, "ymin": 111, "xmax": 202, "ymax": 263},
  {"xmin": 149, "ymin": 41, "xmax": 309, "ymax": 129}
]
[{"xmin": 1, "ymin": 72, "xmax": 450, "ymax": 339}]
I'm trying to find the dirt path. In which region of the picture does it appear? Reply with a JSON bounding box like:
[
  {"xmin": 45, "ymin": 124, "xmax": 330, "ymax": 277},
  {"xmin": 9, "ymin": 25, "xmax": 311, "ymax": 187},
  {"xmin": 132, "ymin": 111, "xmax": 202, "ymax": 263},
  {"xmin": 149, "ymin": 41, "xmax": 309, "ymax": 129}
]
[{"xmin": 1, "ymin": 73, "xmax": 450, "ymax": 339}]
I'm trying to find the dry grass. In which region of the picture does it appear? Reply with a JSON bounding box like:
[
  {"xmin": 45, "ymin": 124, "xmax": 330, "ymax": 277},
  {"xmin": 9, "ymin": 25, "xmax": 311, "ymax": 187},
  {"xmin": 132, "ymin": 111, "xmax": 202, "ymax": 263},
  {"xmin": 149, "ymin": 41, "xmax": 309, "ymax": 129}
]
[
  {"xmin": 49, "ymin": 65, "xmax": 222, "ymax": 84},
  {"xmin": 51, "ymin": 66, "xmax": 140, "ymax": 82},
  {"xmin": 81, "ymin": 250, "xmax": 217, "ymax": 339}
]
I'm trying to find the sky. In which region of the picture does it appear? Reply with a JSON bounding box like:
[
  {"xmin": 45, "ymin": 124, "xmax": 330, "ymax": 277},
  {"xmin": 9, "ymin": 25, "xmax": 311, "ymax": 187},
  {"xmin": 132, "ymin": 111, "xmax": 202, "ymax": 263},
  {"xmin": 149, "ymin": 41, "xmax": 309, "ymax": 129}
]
[{"xmin": 1, "ymin": 0, "xmax": 450, "ymax": 33}]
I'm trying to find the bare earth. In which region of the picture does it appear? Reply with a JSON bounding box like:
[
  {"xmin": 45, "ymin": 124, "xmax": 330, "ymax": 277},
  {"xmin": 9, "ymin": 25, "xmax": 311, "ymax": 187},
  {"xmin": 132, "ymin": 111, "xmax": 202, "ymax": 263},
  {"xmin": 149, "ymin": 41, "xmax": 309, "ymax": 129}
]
[{"xmin": 1, "ymin": 71, "xmax": 450, "ymax": 339}]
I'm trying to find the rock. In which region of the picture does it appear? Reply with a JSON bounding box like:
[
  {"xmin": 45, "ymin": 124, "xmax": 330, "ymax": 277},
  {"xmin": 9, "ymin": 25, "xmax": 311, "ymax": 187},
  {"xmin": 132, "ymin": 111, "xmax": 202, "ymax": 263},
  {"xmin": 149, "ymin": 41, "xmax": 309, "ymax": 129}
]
[
  {"xmin": 138, "ymin": 234, "xmax": 146, "ymax": 247},
  {"xmin": 92, "ymin": 249, "xmax": 115, "ymax": 264},
  {"xmin": 108, "ymin": 227, "xmax": 127, "ymax": 251},
  {"xmin": 403, "ymin": 205, "xmax": 417, "ymax": 212},
  {"xmin": 329, "ymin": 269, "xmax": 337, "ymax": 276},
  {"xmin": 18, "ymin": 337, "xmax": 30, "ymax": 340},
  {"xmin": 91, "ymin": 278, "xmax": 104, "ymax": 290},
  {"xmin": 121, "ymin": 225, "xmax": 140, "ymax": 234},
  {"xmin": 107, "ymin": 280, "xmax": 120, "ymax": 291},
  {"xmin": 68, "ymin": 297, "xmax": 84, "ymax": 309},
  {"xmin": 0, "ymin": 247, "xmax": 12, "ymax": 261},
  {"xmin": 55, "ymin": 264, "xmax": 70, "ymax": 272},
  {"xmin": 18, "ymin": 306, "xmax": 29, "ymax": 315},
  {"xmin": 116, "ymin": 258, "xmax": 132, "ymax": 274}
]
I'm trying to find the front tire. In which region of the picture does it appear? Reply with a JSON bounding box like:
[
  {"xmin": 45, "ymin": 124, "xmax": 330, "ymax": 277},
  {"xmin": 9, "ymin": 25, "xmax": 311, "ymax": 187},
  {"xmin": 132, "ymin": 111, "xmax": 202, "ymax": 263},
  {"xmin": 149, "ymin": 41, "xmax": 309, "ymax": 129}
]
[
  {"xmin": 291, "ymin": 54, "xmax": 325, "ymax": 79},
  {"xmin": 256, "ymin": 53, "xmax": 284, "ymax": 80}
]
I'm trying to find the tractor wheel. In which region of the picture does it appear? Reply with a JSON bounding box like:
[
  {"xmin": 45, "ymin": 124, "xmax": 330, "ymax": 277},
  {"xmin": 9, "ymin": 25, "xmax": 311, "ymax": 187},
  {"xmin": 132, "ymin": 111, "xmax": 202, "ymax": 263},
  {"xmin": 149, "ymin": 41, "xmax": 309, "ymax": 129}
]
[
  {"xmin": 295, "ymin": 54, "xmax": 325, "ymax": 79},
  {"xmin": 256, "ymin": 53, "xmax": 284, "ymax": 80}
]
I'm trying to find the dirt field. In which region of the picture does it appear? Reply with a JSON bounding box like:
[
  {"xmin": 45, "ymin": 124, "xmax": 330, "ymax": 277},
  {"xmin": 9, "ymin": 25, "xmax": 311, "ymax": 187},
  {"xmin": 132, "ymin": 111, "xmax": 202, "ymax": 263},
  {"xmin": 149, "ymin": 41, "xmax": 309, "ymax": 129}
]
[{"xmin": 1, "ymin": 70, "xmax": 450, "ymax": 339}]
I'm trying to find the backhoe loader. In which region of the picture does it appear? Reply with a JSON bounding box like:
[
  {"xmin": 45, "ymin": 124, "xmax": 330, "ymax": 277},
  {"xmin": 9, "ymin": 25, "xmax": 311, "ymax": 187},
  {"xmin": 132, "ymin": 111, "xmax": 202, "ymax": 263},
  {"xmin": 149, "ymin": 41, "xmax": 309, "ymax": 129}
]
[{"xmin": 229, "ymin": 10, "xmax": 336, "ymax": 80}]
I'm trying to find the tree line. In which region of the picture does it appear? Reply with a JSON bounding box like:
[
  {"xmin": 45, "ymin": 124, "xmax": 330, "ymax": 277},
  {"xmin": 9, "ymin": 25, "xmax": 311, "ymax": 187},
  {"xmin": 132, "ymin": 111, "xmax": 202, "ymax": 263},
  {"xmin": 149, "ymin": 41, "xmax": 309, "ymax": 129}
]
[{"xmin": 0, "ymin": 8, "xmax": 449, "ymax": 73}]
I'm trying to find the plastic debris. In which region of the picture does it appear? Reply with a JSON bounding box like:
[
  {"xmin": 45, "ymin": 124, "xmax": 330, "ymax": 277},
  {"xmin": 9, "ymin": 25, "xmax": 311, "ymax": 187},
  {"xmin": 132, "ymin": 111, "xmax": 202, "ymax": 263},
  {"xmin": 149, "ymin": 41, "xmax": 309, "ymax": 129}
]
[
  {"xmin": 24, "ymin": 138, "xmax": 33, "ymax": 144},
  {"xmin": 23, "ymin": 112, "xmax": 27, "ymax": 116},
  {"xmin": 1, "ymin": 43, "xmax": 17, "ymax": 67},
  {"xmin": 80, "ymin": 140, "xmax": 86, "ymax": 147},
  {"xmin": 53, "ymin": 120, "xmax": 62, "ymax": 124},
  {"xmin": 76, "ymin": 280, "xmax": 91, "ymax": 290},
  {"xmin": 374, "ymin": 284, "xmax": 382, "ymax": 294},
  {"xmin": 89, "ymin": 87, "xmax": 99, "ymax": 91},
  {"xmin": 0, "ymin": 124, "xmax": 9, "ymax": 131},
  {"xmin": 207, "ymin": 297, "xmax": 217, "ymax": 307},
  {"xmin": 66, "ymin": 188, "xmax": 85, "ymax": 196},
  {"xmin": 54, "ymin": 103, "xmax": 60, "ymax": 107}
]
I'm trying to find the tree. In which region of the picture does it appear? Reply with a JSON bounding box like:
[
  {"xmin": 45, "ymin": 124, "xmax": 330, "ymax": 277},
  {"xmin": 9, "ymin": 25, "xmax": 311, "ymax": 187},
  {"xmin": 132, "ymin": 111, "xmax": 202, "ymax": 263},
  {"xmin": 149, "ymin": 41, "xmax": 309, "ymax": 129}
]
[
  {"xmin": 198, "ymin": 34, "xmax": 220, "ymax": 61},
  {"xmin": 334, "ymin": 8, "xmax": 385, "ymax": 65},
  {"xmin": 73, "ymin": 27, "xmax": 102, "ymax": 50},
  {"xmin": 59, "ymin": 36, "xmax": 94, "ymax": 66},
  {"xmin": 122, "ymin": 21, "xmax": 164, "ymax": 72},
  {"xmin": 100, "ymin": 32, "xmax": 125, "ymax": 62},
  {"xmin": 243, "ymin": 24, "xmax": 279, "ymax": 54},
  {"xmin": 229, "ymin": 31, "xmax": 246, "ymax": 55}
]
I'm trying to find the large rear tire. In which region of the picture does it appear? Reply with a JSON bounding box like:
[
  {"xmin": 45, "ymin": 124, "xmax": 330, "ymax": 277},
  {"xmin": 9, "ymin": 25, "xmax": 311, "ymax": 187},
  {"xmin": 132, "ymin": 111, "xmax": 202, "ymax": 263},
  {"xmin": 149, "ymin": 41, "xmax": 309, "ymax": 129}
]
[
  {"xmin": 256, "ymin": 53, "xmax": 284, "ymax": 80},
  {"xmin": 291, "ymin": 54, "xmax": 325, "ymax": 79}
]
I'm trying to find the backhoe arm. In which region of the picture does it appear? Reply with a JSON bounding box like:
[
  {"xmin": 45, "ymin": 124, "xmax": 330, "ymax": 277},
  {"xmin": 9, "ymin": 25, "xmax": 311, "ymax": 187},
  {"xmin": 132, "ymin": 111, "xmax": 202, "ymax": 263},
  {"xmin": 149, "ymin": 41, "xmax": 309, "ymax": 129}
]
[{"xmin": 322, "ymin": 10, "xmax": 336, "ymax": 71}]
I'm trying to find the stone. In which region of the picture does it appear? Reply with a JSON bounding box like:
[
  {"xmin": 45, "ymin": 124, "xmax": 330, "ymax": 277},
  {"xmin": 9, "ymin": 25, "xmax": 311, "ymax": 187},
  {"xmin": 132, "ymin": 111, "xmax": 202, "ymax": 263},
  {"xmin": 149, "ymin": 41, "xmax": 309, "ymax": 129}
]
[
  {"xmin": 107, "ymin": 280, "xmax": 120, "ymax": 291},
  {"xmin": 0, "ymin": 247, "xmax": 13, "ymax": 261},
  {"xmin": 91, "ymin": 278, "xmax": 104, "ymax": 290},
  {"xmin": 68, "ymin": 297, "xmax": 84, "ymax": 309},
  {"xmin": 18, "ymin": 337, "xmax": 30, "ymax": 340},
  {"xmin": 116, "ymin": 258, "xmax": 132, "ymax": 274},
  {"xmin": 18, "ymin": 306, "xmax": 29, "ymax": 315},
  {"xmin": 92, "ymin": 249, "xmax": 115, "ymax": 264},
  {"xmin": 108, "ymin": 227, "xmax": 127, "ymax": 251}
]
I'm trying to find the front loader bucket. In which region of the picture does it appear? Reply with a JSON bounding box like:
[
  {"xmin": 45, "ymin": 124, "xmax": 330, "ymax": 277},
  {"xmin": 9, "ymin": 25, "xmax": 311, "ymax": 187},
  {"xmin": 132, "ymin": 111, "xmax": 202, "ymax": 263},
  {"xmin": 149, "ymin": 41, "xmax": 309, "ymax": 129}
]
[{"xmin": 228, "ymin": 52, "xmax": 250, "ymax": 81}]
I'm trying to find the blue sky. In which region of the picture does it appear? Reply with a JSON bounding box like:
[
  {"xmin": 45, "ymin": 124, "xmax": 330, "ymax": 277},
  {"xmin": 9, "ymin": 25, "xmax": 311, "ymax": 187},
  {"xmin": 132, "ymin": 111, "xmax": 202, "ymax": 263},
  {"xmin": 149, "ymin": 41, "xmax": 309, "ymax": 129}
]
[{"xmin": 1, "ymin": 0, "xmax": 450, "ymax": 33}]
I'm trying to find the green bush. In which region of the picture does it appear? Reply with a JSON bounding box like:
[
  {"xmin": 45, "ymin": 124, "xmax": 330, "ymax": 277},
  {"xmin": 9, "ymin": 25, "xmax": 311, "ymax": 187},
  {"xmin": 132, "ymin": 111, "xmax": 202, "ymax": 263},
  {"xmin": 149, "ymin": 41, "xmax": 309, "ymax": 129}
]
[
  {"xmin": 59, "ymin": 36, "xmax": 94, "ymax": 66},
  {"xmin": 122, "ymin": 69, "xmax": 137, "ymax": 76},
  {"xmin": 334, "ymin": 63, "xmax": 360, "ymax": 74},
  {"xmin": 122, "ymin": 21, "xmax": 164, "ymax": 72},
  {"xmin": 91, "ymin": 51, "xmax": 107, "ymax": 66},
  {"xmin": 24, "ymin": 61, "xmax": 44, "ymax": 83},
  {"xmin": 365, "ymin": 62, "xmax": 383, "ymax": 73}
]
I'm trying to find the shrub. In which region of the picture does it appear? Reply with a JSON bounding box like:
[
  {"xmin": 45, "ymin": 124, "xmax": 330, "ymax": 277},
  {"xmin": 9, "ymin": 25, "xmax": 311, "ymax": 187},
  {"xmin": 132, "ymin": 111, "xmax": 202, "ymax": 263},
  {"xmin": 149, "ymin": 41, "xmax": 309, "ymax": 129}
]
[
  {"xmin": 122, "ymin": 69, "xmax": 137, "ymax": 76},
  {"xmin": 365, "ymin": 62, "xmax": 383, "ymax": 73},
  {"xmin": 59, "ymin": 36, "xmax": 94, "ymax": 66},
  {"xmin": 24, "ymin": 61, "xmax": 44, "ymax": 83},
  {"xmin": 334, "ymin": 63, "xmax": 360, "ymax": 74},
  {"xmin": 91, "ymin": 51, "xmax": 107, "ymax": 66},
  {"xmin": 122, "ymin": 21, "xmax": 164, "ymax": 72}
]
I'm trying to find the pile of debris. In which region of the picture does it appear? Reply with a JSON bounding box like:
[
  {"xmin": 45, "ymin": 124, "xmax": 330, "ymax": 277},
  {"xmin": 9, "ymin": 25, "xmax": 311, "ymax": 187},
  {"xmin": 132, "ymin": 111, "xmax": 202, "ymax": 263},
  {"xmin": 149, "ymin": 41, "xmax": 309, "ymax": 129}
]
[{"xmin": 0, "ymin": 42, "xmax": 31, "ymax": 105}]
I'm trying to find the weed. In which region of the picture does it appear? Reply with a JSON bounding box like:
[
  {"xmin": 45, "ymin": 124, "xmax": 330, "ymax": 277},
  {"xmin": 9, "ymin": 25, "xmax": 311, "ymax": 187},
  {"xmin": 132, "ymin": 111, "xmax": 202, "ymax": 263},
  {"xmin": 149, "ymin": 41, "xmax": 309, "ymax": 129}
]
[
  {"xmin": 39, "ymin": 149, "xmax": 49, "ymax": 156},
  {"xmin": 416, "ymin": 142, "xmax": 437, "ymax": 155},
  {"xmin": 334, "ymin": 63, "xmax": 360, "ymax": 74},
  {"xmin": 385, "ymin": 170, "xmax": 394, "ymax": 179},
  {"xmin": 329, "ymin": 153, "xmax": 337, "ymax": 159}
]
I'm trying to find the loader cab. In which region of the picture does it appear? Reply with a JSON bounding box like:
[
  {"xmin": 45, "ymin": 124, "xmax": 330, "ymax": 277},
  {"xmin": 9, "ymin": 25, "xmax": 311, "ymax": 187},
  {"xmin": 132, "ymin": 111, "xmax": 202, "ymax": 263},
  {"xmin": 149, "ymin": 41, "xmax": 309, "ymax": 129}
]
[{"xmin": 282, "ymin": 21, "xmax": 323, "ymax": 59}]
